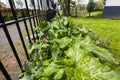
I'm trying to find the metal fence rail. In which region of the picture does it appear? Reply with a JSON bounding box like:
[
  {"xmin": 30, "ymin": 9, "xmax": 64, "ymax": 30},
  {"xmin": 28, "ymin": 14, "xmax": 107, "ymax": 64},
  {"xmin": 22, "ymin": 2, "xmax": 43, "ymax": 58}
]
[{"xmin": 0, "ymin": 0, "xmax": 48, "ymax": 79}]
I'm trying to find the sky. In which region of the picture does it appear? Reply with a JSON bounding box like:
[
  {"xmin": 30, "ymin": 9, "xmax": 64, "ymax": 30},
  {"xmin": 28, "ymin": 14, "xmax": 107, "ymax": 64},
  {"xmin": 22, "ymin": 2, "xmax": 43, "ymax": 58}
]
[{"xmin": 0, "ymin": 0, "xmax": 6, "ymax": 3}]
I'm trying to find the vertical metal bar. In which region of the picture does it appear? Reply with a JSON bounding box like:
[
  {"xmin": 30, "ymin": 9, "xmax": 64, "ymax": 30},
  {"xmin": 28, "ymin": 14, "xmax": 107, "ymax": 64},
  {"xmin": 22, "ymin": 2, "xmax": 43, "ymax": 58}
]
[
  {"xmin": 32, "ymin": 11, "xmax": 37, "ymax": 28},
  {"xmin": 24, "ymin": 0, "xmax": 36, "ymax": 42},
  {"xmin": 0, "ymin": 61, "xmax": 12, "ymax": 80},
  {"xmin": 0, "ymin": 12, "xmax": 23, "ymax": 71},
  {"xmin": 40, "ymin": 0, "xmax": 44, "ymax": 20},
  {"xmin": 11, "ymin": 0, "xmax": 16, "ymax": 8},
  {"xmin": 21, "ymin": 9, "xmax": 32, "ymax": 44},
  {"xmin": 33, "ymin": 0, "xmax": 40, "ymax": 39},
  {"xmin": 42, "ymin": 0, "xmax": 45, "ymax": 20},
  {"xmin": 40, "ymin": 0, "xmax": 43, "ymax": 10},
  {"xmin": 43, "ymin": 0, "xmax": 47, "ymax": 20},
  {"xmin": 46, "ymin": 0, "xmax": 50, "ymax": 10},
  {"xmin": 32, "ymin": 10, "xmax": 39, "ymax": 39},
  {"xmin": 8, "ymin": 0, "xmax": 30, "ymax": 60},
  {"xmin": 37, "ymin": 0, "xmax": 41, "ymax": 22},
  {"xmin": 32, "ymin": 0, "xmax": 39, "ymax": 25},
  {"xmin": 3, "ymin": 27, "xmax": 23, "ymax": 70},
  {"xmin": 44, "ymin": 0, "xmax": 47, "ymax": 20}
]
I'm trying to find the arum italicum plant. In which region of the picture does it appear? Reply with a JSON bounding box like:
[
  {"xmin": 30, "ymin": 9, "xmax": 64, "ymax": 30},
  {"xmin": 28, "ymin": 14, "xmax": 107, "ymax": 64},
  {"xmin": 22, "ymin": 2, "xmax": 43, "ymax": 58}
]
[{"xmin": 18, "ymin": 17, "xmax": 120, "ymax": 80}]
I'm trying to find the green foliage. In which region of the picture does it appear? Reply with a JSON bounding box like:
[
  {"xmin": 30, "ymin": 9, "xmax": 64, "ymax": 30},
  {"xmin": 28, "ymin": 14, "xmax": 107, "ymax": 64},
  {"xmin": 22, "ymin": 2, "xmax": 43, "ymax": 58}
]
[
  {"xmin": 1, "ymin": 9, "xmax": 41, "ymax": 22},
  {"xmin": 94, "ymin": 0, "xmax": 104, "ymax": 11},
  {"xmin": 87, "ymin": 0, "xmax": 95, "ymax": 16},
  {"xmin": 77, "ymin": 4, "xmax": 86, "ymax": 10},
  {"xmin": 19, "ymin": 16, "xmax": 120, "ymax": 80},
  {"xmin": 73, "ymin": 11, "xmax": 120, "ymax": 61},
  {"xmin": 112, "ymin": 15, "xmax": 120, "ymax": 20},
  {"xmin": 16, "ymin": 0, "xmax": 23, "ymax": 8}
]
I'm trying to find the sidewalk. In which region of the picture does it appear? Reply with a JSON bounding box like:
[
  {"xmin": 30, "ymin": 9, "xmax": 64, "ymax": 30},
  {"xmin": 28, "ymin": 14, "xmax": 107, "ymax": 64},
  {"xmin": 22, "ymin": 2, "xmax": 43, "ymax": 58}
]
[{"xmin": 0, "ymin": 20, "xmax": 33, "ymax": 80}]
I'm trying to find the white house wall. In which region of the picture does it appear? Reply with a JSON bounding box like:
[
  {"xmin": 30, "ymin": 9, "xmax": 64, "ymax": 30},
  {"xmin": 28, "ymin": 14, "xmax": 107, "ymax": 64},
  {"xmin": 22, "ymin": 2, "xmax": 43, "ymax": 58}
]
[{"xmin": 105, "ymin": 0, "xmax": 120, "ymax": 6}]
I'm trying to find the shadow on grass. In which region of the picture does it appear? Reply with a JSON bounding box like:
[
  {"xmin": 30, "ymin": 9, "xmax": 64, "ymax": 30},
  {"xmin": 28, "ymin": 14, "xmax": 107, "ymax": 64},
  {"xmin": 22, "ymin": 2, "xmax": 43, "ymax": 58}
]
[
  {"xmin": 85, "ymin": 12, "xmax": 102, "ymax": 19},
  {"xmin": 71, "ymin": 11, "xmax": 103, "ymax": 19},
  {"xmin": 85, "ymin": 13, "xmax": 102, "ymax": 18}
]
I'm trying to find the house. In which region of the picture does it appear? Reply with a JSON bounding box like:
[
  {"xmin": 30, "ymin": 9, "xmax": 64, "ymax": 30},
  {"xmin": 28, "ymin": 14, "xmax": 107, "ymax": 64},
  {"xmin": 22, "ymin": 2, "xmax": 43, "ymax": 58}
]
[{"xmin": 102, "ymin": 0, "xmax": 120, "ymax": 18}]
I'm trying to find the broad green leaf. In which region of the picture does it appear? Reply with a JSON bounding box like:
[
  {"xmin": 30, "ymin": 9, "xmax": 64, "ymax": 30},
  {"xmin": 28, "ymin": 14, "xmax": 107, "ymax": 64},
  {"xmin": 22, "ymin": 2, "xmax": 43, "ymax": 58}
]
[
  {"xmin": 54, "ymin": 69, "xmax": 64, "ymax": 79},
  {"xmin": 19, "ymin": 16, "xmax": 120, "ymax": 80}
]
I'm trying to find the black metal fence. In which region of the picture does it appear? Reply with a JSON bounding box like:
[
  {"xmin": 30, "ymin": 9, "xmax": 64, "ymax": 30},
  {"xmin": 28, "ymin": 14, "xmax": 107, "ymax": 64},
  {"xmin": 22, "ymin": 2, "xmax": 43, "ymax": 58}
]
[{"xmin": 0, "ymin": 0, "xmax": 52, "ymax": 80}]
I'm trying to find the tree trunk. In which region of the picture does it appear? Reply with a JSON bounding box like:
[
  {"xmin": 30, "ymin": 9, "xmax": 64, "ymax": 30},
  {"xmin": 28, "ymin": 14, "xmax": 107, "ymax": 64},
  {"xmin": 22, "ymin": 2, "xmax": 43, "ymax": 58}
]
[
  {"xmin": 89, "ymin": 12, "xmax": 91, "ymax": 17},
  {"xmin": 75, "ymin": 0, "xmax": 77, "ymax": 17},
  {"xmin": 63, "ymin": 0, "xmax": 67, "ymax": 16},
  {"xmin": 67, "ymin": 0, "xmax": 70, "ymax": 16},
  {"xmin": 65, "ymin": 0, "xmax": 70, "ymax": 16},
  {"xmin": 60, "ymin": 0, "xmax": 70, "ymax": 16},
  {"xmin": 59, "ymin": 0, "xmax": 66, "ymax": 16}
]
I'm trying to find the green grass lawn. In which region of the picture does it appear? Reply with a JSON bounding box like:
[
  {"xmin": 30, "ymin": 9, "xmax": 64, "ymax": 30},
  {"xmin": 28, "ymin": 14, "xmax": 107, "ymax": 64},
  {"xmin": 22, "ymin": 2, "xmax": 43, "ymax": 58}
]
[{"xmin": 73, "ymin": 11, "xmax": 120, "ymax": 61}]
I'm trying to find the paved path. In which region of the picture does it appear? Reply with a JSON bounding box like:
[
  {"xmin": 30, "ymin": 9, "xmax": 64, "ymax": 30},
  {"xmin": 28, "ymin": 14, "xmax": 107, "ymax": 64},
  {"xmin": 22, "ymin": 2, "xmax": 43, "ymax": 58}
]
[{"xmin": 0, "ymin": 20, "xmax": 34, "ymax": 80}]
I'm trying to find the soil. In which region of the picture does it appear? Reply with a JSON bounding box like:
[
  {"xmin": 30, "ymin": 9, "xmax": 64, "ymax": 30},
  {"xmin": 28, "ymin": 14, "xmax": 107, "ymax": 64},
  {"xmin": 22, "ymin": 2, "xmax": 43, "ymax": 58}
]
[{"xmin": 0, "ymin": 19, "xmax": 34, "ymax": 80}]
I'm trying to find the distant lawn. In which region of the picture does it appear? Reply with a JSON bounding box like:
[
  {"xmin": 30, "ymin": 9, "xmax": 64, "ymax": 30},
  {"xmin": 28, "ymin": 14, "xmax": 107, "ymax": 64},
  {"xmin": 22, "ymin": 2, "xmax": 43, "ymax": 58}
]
[{"xmin": 73, "ymin": 11, "xmax": 120, "ymax": 61}]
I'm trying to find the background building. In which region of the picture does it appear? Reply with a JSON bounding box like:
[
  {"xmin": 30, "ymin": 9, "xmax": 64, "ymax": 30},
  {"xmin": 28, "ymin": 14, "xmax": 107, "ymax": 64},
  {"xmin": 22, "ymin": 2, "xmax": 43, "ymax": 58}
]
[{"xmin": 102, "ymin": 0, "xmax": 120, "ymax": 18}]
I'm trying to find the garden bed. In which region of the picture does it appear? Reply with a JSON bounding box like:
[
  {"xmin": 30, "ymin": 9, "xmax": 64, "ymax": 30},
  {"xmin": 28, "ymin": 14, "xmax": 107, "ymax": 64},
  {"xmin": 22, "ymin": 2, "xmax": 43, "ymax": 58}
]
[{"xmin": 18, "ymin": 16, "xmax": 120, "ymax": 80}]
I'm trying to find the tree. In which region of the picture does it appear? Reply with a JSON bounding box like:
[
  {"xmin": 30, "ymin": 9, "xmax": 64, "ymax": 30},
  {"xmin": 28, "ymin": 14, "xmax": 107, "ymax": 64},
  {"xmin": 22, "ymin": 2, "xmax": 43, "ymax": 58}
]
[
  {"xmin": 31, "ymin": 0, "xmax": 34, "ymax": 6},
  {"xmin": 77, "ymin": 4, "xmax": 86, "ymax": 10},
  {"xmin": 87, "ymin": 0, "xmax": 95, "ymax": 17},
  {"xmin": 71, "ymin": 0, "xmax": 79, "ymax": 17},
  {"xmin": 16, "ymin": 0, "xmax": 23, "ymax": 9},
  {"xmin": 74, "ymin": 0, "xmax": 77, "ymax": 17},
  {"xmin": 58, "ymin": 0, "xmax": 83, "ymax": 16},
  {"xmin": 71, "ymin": 1, "xmax": 77, "ymax": 16},
  {"xmin": 94, "ymin": 0, "xmax": 104, "ymax": 11},
  {"xmin": 58, "ymin": 0, "xmax": 71, "ymax": 16},
  {"xmin": 74, "ymin": 0, "xmax": 83, "ymax": 17}
]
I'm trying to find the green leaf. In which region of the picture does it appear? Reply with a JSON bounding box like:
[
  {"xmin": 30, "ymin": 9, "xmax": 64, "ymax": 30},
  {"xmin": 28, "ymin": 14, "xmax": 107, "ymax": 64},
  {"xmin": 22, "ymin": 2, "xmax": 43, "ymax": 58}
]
[
  {"xmin": 80, "ymin": 36, "xmax": 116, "ymax": 65},
  {"xmin": 54, "ymin": 69, "xmax": 64, "ymax": 80},
  {"xmin": 19, "ymin": 16, "xmax": 120, "ymax": 80},
  {"xmin": 52, "ymin": 37, "xmax": 72, "ymax": 49}
]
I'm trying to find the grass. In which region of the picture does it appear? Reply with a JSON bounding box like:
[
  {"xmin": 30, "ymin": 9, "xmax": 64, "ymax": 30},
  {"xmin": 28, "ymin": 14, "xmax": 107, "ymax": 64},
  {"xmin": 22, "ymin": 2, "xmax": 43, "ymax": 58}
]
[{"xmin": 72, "ymin": 11, "xmax": 120, "ymax": 61}]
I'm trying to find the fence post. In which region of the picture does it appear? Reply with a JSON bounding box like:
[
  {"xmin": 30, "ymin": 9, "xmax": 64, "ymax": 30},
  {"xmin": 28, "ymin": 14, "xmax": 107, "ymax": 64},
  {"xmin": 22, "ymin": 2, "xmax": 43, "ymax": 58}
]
[
  {"xmin": 32, "ymin": 0, "xmax": 39, "ymax": 25},
  {"xmin": 0, "ymin": 11, "xmax": 23, "ymax": 72},
  {"xmin": 32, "ymin": 10, "xmax": 39, "ymax": 39},
  {"xmin": 24, "ymin": 0, "xmax": 36, "ymax": 42},
  {"xmin": 21, "ymin": 9, "xmax": 32, "ymax": 44},
  {"xmin": 37, "ymin": 0, "xmax": 42, "ymax": 21},
  {"xmin": 8, "ymin": 0, "xmax": 30, "ymax": 60},
  {"xmin": 0, "ymin": 60, "xmax": 12, "ymax": 80}
]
